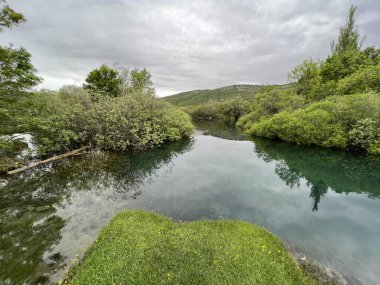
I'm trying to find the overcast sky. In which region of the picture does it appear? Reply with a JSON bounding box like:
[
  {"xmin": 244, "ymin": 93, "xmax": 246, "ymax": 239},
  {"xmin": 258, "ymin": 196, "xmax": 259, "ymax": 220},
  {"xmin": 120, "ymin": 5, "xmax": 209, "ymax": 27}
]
[{"xmin": 1, "ymin": 0, "xmax": 379, "ymax": 96}]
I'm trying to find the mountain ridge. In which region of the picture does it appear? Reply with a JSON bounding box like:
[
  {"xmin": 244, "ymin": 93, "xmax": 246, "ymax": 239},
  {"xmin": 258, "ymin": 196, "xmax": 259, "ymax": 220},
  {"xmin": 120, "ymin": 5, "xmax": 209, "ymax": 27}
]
[{"xmin": 163, "ymin": 83, "xmax": 291, "ymax": 106}]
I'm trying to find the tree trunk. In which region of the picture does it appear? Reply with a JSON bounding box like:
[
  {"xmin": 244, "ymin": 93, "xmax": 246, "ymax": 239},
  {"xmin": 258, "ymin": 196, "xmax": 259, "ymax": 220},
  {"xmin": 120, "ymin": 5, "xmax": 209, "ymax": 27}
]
[{"xmin": 7, "ymin": 146, "xmax": 89, "ymax": 175}]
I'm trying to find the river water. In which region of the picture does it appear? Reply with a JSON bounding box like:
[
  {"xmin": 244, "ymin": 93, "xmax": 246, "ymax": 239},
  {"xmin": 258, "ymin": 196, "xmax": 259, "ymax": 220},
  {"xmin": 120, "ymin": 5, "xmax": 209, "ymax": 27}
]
[{"xmin": 1, "ymin": 121, "xmax": 380, "ymax": 285}]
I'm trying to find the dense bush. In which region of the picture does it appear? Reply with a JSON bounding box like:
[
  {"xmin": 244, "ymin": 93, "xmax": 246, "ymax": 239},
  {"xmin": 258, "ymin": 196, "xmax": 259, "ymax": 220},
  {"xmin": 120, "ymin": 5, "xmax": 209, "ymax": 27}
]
[
  {"xmin": 185, "ymin": 97, "xmax": 251, "ymax": 122},
  {"xmin": 239, "ymin": 6, "xmax": 380, "ymax": 155},
  {"xmin": 245, "ymin": 94, "xmax": 379, "ymax": 153},
  {"xmin": 24, "ymin": 87, "xmax": 193, "ymax": 154},
  {"xmin": 184, "ymin": 101, "xmax": 220, "ymax": 119},
  {"xmin": 336, "ymin": 64, "xmax": 380, "ymax": 94},
  {"xmin": 237, "ymin": 90, "xmax": 305, "ymax": 130}
]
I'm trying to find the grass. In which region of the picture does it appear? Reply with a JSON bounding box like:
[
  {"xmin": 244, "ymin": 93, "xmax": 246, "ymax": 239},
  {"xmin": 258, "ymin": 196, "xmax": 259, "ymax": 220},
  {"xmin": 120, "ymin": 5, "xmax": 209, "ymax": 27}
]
[
  {"xmin": 67, "ymin": 210, "xmax": 316, "ymax": 285},
  {"xmin": 163, "ymin": 84, "xmax": 291, "ymax": 106}
]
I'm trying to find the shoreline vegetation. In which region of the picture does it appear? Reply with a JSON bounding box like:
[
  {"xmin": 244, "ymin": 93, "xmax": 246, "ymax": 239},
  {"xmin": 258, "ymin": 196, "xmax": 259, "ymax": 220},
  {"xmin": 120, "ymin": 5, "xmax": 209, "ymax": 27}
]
[
  {"xmin": 0, "ymin": 2, "xmax": 378, "ymax": 284},
  {"xmin": 64, "ymin": 210, "xmax": 318, "ymax": 285},
  {"xmin": 165, "ymin": 5, "xmax": 379, "ymax": 155},
  {"xmin": 1, "ymin": 3, "xmax": 193, "ymax": 173}
]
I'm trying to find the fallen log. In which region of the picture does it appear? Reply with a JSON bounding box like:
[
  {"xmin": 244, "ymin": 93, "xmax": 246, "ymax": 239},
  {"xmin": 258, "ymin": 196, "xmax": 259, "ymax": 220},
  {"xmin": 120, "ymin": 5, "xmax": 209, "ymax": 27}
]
[{"xmin": 7, "ymin": 146, "xmax": 89, "ymax": 175}]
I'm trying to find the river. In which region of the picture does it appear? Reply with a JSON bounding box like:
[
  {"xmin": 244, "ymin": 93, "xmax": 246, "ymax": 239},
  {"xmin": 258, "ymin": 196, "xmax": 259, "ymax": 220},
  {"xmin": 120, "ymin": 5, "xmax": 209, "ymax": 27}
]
[{"xmin": 1, "ymin": 121, "xmax": 380, "ymax": 285}]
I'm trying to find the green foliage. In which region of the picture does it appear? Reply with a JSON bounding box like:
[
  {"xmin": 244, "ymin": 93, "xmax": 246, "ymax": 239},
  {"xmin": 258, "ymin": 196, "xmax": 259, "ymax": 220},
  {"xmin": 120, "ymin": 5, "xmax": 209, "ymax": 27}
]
[
  {"xmin": 185, "ymin": 101, "xmax": 220, "ymax": 119},
  {"xmin": 239, "ymin": 5, "xmax": 380, "ymax": 155},
  {"xmin": 0, "ymin": 45, "xmax": 42, "ymax": 95},
  {"xmin": 336, "ymin": 64, "xmax": 380, "ymax": 94},
  {"xmin": 0, "ymin": 1, "xmax": 25, "ymax": 31},
  {"xmin": 288, "ymin": 59, "xmax": 322, "ymax": 99},
  {"xmin": 237, "ymin": 89, "xmax": 305, "ymax": 130},
  {"xmin": 67, "ymin": 210, "xmax": 315, "ymax": 285},
  {"xmin": 245, "ymin": 94, "xmax": 380, "ymax": 153},
  {"xmin": 25, "ymin": 87, "xmax": 192, "ymax": 154},
  {"xmin": 247, "ymin": 104, "xmax": 348, "ymax": 149},
  {"xmin": 320, "ymin": 49, "xmax": 376, "ymax": 82},
  {"xmin": 0, "ymin": 136, "xmax": 27, "ymax": 172},
  {"xmin": 83, "ymin": 65, "xmax": 123, "ymax": 97},
  {"xmin": 129, "ymin": 68, "xmax": 155, "ymax": 95},
  {"xmin": 83, "ymin": 65, "xmax": 155, "ymax": 98},
  {"xmin": 218, "ymin": 97, "xmax": 251, "ymax": 122},
  {"xmin": 348, "ymin": 118, "xmax": 380, "ymax": 154},
  {"xmin": 330, "ymin": 5, "xmax": 362, "ymax": 55},
  {"xmin": 185, "ymin": 97, "xmax": 251, "ymax": 122}
]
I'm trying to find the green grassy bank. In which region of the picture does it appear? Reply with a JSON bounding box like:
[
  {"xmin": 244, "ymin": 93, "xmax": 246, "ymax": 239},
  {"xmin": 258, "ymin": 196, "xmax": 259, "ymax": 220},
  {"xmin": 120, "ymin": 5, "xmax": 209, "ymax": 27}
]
[{"xmin": 66, "ymin": 210, "xmax": 315, "ymax": 285}]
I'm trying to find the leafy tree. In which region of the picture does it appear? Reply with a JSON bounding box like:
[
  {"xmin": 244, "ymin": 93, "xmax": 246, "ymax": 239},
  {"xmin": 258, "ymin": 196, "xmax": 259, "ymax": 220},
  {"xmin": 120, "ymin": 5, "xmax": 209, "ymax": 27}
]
[
  {"xmin": 330, "ymin": 5, "xmax": 363, "ymax": 55},
  {"xmin": 288, "ymin": 59, "xmax": 322, "ymax": 99},
  {"xmin": 129, "ymin": 68, "xmax": 155, "ymax": 96},
  {"xmin": 83, "ymin": 65, "xmax": 123, "ymax": 97},
  {"xmin": 0, "ymin": 0, "xmax": 25, "ymax": 31},
  {"xmin": 320, "ymin": 6, "xmax": 376, "ymax": 83},
  {"xmin": 0, "ymin": 45, "xmax": 42, "ymax": 95},
  {"xmin": 0, "ymin": 1, "xmax": 41, "ymax": 97},
  {"xmin": 320, "ymin": 49, "xmax": 373, "ymax": 82}
]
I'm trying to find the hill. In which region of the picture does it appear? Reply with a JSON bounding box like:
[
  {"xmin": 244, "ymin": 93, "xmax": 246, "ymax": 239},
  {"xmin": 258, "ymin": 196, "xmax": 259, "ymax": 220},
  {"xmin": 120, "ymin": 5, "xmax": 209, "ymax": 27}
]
[{"xmin": 163, "ymin": 84, "xmax": 291, "ymax": 106}]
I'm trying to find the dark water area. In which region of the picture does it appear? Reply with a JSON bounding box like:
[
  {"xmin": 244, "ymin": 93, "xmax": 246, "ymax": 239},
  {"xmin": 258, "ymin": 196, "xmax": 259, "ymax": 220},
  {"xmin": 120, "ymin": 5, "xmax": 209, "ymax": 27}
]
[{"xmin": 1, "ymin": 121, "xmax": 380, "ymax": 284}]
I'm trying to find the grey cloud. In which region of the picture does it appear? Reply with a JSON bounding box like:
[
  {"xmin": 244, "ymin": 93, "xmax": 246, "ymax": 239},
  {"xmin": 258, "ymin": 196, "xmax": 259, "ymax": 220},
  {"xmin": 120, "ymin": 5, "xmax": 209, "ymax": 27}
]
[{"xmin": 1, "ymin": 0, "xmax": 379, "ymax": 96}]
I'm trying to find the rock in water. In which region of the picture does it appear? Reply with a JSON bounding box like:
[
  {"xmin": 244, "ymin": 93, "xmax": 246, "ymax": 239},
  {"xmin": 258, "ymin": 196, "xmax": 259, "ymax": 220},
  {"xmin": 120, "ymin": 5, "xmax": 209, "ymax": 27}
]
[{"xmin": 35, "ymin": 205, "xmax": 51, "ymax": 212}]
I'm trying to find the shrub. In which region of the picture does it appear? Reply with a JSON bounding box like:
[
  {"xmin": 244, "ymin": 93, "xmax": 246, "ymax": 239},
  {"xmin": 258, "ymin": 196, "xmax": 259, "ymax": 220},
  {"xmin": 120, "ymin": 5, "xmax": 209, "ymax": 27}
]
[
  {"xmin": 185, "ymin": 97, "xmax": 251, "ymax": 122},
  {"xmin": 336, "ymin": 64, "xmax": 380, "ymax": 94},
  {"xmin": 25, "ymin": 88, "xmax": 193, "ymax": 154},
  {"xmin": 237, "ymin": 90, "xmax": 305, "ymax": 130},
  {"xmin": 245, "ymin": 93, "xmax": 379, "ymax": 153},
  {"xmin": 348, "ymin": 118, "xmax": 380, "ymax": 153}
]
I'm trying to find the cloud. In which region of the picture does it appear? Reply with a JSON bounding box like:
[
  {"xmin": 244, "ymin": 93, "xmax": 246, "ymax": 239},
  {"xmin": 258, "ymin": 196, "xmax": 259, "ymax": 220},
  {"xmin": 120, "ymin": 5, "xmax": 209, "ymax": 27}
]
[{"xmin": 1, "ymin": 0, "xmax": 379, "ymax": 96}]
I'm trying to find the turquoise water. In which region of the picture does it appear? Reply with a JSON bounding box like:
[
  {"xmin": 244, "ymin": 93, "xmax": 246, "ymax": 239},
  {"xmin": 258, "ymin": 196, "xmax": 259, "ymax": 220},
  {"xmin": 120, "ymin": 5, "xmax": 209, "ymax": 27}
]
[{"xmin": 1, "ymin": 121, "xmax": 380, "ymax": 284}]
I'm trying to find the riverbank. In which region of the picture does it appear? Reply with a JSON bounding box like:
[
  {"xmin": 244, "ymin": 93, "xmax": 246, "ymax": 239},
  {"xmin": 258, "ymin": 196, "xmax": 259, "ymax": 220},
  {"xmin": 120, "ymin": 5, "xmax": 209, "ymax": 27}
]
[{"xmin": 65, "ymin": 210, "xmax": 316, "ymax": 285}]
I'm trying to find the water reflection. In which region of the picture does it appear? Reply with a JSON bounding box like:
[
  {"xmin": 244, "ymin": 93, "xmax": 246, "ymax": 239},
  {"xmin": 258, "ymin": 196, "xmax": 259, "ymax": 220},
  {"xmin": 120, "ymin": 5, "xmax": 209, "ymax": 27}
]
[
  {"xmin": 193, "ymin": 120, "xmax": 248, "ymax": 141},
  {"xmin": 253, "ymin": 138, "xmax": 380, "ymax": 211},
  {"xmin": 0, "ymin": 138, "xmax": 193, "ymax": 284}
]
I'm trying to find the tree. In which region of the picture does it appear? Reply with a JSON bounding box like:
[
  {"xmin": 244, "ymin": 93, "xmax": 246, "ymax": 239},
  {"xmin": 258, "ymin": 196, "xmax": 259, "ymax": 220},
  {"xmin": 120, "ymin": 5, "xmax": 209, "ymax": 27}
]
[
  {"xmin": 83, "ymin": 65, "xmax": 123, "ymax": 97},
  {"xmin": 320, "ymin": 6, "xmax": 378, "ymax": 83},
  {"xmin": 0, "ymin": 0, "xmax": 25, "ymax": 31},
  {"xmin": 330, "ymin": 5, "xmax": 363, "ymax": 55},
  {"xmin": 129, "ymin": 68, "xmax": 155, "ymax": 96},
  {"xmin": 288, "ymin": 59, "xmax": 322, "ymax": 100},
  {"xmin": 0, "ymin": 45, "xmax": 42, "ymax": 95},
  {"xmin": 0, "ymin": 1, "xmax": 41, "ymax": 96},
  {"xmin": 320, "ymin": 49, "xmax": 370, "ymax": 82}
]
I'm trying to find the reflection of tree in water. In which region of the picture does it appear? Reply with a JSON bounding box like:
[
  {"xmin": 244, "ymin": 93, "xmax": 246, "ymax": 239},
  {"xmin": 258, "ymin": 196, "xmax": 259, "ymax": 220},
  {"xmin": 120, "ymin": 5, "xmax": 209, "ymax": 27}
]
[
  {"xmin": 193, "ymin": 120, "xmax": 248, "ymax": 141},
  {"xmin": 0, "ymin": 138, "xmax": 194, "ymax": 284},
  {"xmin": 253, "ymin": 138, "xmax": 380, "ymax": 211}
]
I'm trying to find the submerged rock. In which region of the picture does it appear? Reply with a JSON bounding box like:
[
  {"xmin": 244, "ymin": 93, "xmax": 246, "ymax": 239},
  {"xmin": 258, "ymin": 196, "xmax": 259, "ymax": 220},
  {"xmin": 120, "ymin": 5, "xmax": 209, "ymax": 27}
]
[
  {"xmin": 35, "ymin": 205, "xmax": 51, "ymax": 212},
  {"xmin": 26, "ymin": 206, "xmax": 36, "ymax": 211}
]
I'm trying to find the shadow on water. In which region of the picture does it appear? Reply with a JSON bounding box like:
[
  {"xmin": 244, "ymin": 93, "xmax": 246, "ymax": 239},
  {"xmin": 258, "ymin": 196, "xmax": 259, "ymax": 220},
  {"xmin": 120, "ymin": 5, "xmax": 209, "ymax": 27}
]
[
  {"xmin": 252, "ymin": 138, "xmax": 380, "ymax": 211},
  {"xmin": 0, "ymin": 138, "xmax": 194, "ymax": 284}
]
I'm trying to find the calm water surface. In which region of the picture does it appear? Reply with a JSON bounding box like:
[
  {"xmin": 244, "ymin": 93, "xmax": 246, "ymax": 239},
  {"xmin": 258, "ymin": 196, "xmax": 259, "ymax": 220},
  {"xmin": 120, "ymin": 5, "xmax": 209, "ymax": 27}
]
[{"xmin": 1, "ymin": 121, "xmax": 380, "ymax": 285}]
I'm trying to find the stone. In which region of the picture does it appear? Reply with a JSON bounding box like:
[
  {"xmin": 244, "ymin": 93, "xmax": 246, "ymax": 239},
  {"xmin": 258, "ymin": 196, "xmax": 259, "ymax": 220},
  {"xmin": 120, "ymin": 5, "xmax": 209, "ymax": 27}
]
[{"xmin": 35, "ymin": 205, "xmax": 51, "ymax": 212}]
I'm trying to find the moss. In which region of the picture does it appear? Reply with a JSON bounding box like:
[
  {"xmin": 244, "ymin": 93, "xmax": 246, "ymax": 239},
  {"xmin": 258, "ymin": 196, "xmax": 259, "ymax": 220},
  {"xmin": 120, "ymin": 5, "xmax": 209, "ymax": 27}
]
[{"xmin": 67, "ymin": 210, "xmax": 315, "ymax": 285}]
